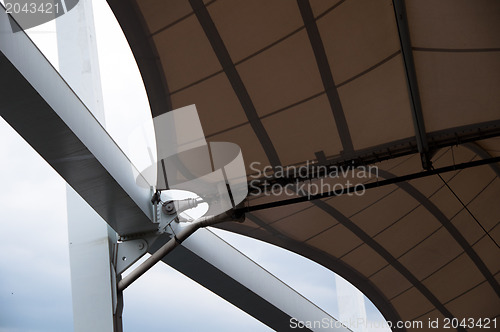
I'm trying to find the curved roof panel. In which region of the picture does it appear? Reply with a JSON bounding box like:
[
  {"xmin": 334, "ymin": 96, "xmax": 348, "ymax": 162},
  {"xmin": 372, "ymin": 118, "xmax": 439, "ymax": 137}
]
[{"xmin": 107, "ymin": 0, "xmax": 500, "ymax": 328}]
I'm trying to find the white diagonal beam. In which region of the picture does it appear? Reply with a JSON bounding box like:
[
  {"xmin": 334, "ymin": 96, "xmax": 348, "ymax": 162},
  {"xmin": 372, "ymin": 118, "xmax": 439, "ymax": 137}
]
[{"xmin": 0, "ymin": 6, "xmax": 346, "ymax": 331}]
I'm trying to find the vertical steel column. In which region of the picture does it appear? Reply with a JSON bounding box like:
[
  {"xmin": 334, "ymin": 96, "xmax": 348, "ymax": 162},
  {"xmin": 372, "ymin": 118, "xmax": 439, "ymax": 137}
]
[{"xmin": 56, "ymin": 1, "xmax": 122, "ymax": 331}]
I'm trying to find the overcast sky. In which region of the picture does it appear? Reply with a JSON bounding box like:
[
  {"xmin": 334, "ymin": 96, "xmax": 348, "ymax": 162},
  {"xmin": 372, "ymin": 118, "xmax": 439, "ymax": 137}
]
[{"xmin": 0, "ymin": 1, "xmax": 390, "ymax": 331}]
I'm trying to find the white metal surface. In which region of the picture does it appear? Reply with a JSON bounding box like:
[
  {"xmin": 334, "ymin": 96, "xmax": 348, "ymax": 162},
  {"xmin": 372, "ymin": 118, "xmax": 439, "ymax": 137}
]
[
  {"xmin": 183, "ymin": 228, "xmax": 350, "ymax": 331},
  {"xmin": 0, "ymin": 3, "xmax": 347, "ymax": 330},
  {"xmin": 336, "ymin": 274, "xmax": 367, "ymax": 332},
  {"xmin": 56, "ymin": 1, "xmax": 119, "ymax": 331},
  {"xmin": 115, "ymin": 239, "xmax": 148, "ymax": 275},
  {"xmin": 66, "ymin": 189, "xmax": 117, "ymax": 331},
  {"xmin": 0, "ymin": 3, "xmax": 153, "ymax": 229}
]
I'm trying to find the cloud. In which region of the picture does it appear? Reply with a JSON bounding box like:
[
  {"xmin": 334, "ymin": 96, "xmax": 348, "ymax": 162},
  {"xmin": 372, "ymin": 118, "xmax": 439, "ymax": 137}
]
[{"xmin": 0, "ymin": 119, "xmax": 73, "ymax": 332}]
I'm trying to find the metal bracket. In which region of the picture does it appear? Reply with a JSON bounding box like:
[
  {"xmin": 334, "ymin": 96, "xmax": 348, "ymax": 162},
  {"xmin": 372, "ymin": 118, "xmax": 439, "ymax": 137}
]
[
  {"xmin": 114, "ymin": 239, "xmax": 149, "ymax": 275},
  {"xmin": 150, "ymin": 192, "xmax": 179, "ymax": 234},
  {"xmin": 158, "ymin": 213, "xmax": 177, "ymax": 234},
  {"xmin": 151, "ymin": 189, "xmax": 162, "ymax": 224}
]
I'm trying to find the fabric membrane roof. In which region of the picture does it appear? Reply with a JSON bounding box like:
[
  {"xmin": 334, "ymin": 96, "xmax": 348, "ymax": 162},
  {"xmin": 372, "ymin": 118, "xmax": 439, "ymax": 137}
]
[{"xmin": 107, "ymin": 0, "xmax": 500, "ymax": 330}]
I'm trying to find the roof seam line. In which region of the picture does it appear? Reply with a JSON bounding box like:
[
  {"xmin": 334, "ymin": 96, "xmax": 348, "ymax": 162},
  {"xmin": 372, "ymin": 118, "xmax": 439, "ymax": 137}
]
[
  {"xmin": 378, "ymin": 169, "xmax": 500, "ymax": 298},
  {"xmin": 245, "ymin": 212, "xmax": 405, "ymax": 330},
  {"xmin": 310, "ymin": 199, "xmax": 458, "ymax": 321},
  {"xmin": 368, "ymin": 173, "xmax": 496, "ymax": 280}
]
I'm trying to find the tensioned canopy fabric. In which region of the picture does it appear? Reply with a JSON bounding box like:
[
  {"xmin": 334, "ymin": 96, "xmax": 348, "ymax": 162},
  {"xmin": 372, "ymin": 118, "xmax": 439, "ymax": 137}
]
[{"xmin": 107, "ymin": 0, "xmax": 500, "ymax": 330}]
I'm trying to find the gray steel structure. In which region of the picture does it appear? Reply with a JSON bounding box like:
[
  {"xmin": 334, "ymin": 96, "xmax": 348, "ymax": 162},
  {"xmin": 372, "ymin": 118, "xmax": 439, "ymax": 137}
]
[
  {"xmin": 0, "ymin": 5, "xmax": 347, "ymax": 331},
  {"xmin": 103, "ymin": 1, "xmax": 500, "ymax": 330}
]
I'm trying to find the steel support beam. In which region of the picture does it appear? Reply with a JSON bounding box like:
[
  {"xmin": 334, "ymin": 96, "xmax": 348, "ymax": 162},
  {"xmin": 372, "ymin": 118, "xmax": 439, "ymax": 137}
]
[
  {"xmin": 242, "ymin": 155, "xmax": 500, "ymax": 213},
  {"xmin": 246, "ymin": 121, "xmax": 500, "ymax": 195},
  {"xmin": 297, "ymin": 0, "xmax": 354, "ymax": 153},
  {"xmin": 0, "ymin": 8, "xmax": 155, "ymax": 236},
  {"xmin": 117, "ymin": 212, "xmax": 244, "ymax": 292},
  {"xmin": 392, "ymin": 0, "xmax": 431, "ymax": 169},
  {"xmin": 464, "ymin": 142, "xmax": 500, "ymax": 178},
  {"xmin": 0, "ymin": 8, "xmax": 345, "ymax": 330}
]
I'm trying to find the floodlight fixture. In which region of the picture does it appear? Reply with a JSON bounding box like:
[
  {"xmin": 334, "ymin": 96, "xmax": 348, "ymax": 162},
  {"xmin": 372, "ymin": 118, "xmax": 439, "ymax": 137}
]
[{"xmin": 117, "ymin": 105, "xmax": 248, "ymax": 291}]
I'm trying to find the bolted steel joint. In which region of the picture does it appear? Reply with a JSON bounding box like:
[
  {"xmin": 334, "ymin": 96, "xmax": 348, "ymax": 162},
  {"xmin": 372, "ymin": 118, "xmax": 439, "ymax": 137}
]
[{"xmin": 162, "ymin": 201, "xmax": 176, "ymax": 215}]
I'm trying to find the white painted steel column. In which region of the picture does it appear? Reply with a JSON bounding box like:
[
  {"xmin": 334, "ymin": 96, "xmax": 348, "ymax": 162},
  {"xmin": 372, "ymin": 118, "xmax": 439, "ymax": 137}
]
[
  {"xmin": 335, "ymin": 274, "xmax": 367, "ymax": 332},
  {"xmin": 56, "ymin": 1, "xmax": 119, "ymax": 331}
]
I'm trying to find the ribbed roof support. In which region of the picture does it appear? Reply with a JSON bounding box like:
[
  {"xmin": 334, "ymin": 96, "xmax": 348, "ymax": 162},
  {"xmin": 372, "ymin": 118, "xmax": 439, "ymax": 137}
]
[{"xmin": 392, "ymin": 0, "xmax": 432, "ymax": 170}]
